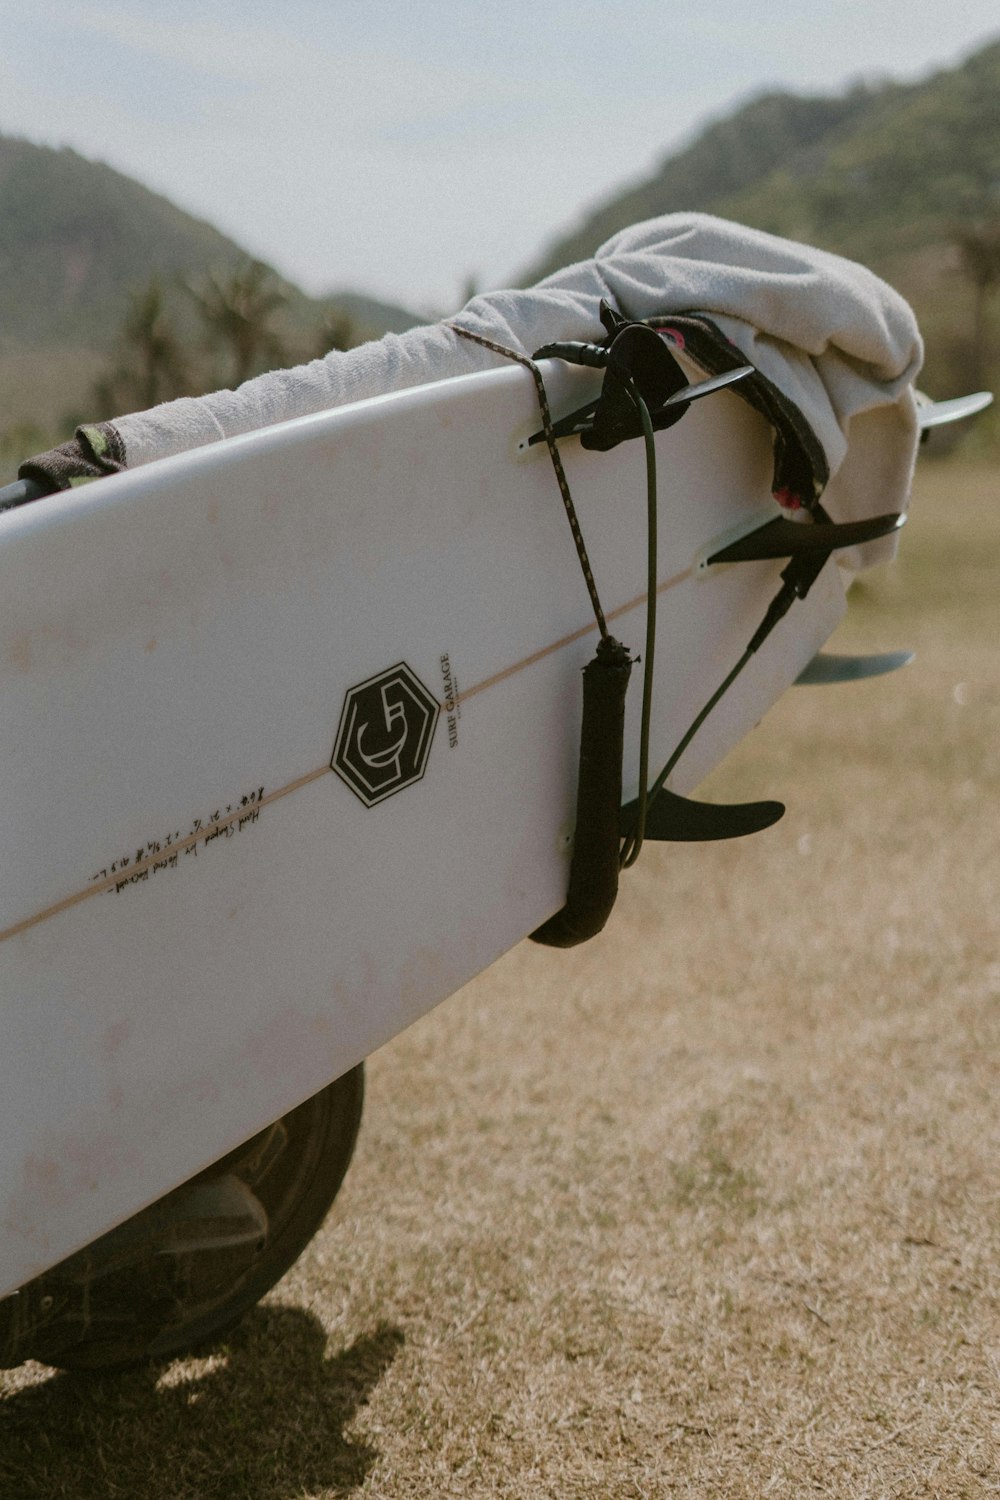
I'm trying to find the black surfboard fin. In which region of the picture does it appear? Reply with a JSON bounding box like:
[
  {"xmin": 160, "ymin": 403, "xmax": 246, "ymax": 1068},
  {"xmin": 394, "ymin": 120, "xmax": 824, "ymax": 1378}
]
[
  {"xmin": 795, "ymin": 650, "xmax": 914, "ymax": 685},
  {"xmin": 522, "ymin": 366, "xmax": 754, "ymax": 449},
  {"xmin": 657, "ymin": 365, "xmax": 755, "ymax": 414},
  {"xmin": 706, "ymin": 511, "xmax": 904, "ymax": 565},
  {"xmin": 619, "ymin": 786, "xmax": 785, "ymax": 843},
  {"xmin": 526, "ymin": 309, "xmax": 753, "ymax": 451}
]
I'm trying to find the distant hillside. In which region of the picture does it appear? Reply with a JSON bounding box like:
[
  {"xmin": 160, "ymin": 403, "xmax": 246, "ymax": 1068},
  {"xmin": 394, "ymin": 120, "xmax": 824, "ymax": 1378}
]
[
  {"xmin": 0, "ymin": 136, "xmax": 251, "ymax": 352},
  {"xmin": 525, "ymin": 85, "xmax": 891, "ymax": 280},
  {"xmin": 320, "ymin": 290, "xmax": 423, "ymax": 339},
  {"xmin": 0, "ymin": 134, "xmax": 419, "ymax": 438},
  {"xmin": 523, "ymin": 37, "xmax": 1000, "ymax": 404},
  {"xmin": 526, "ymin": 39, "xmax": 1000, "ymax": 276}
]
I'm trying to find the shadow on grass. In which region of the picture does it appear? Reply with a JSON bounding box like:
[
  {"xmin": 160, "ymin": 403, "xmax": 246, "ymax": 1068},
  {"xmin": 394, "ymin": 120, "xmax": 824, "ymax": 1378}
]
[{"xmin": 0, "ymin": 1305, "xmax": 404, "ymax": 1500}]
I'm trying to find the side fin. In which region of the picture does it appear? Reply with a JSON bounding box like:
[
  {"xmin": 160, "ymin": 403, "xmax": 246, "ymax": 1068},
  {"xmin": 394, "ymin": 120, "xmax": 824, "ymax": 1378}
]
[
  {"xmin": 524, "ymin": 359, "xmax": 753, "ymax": 449},
  {"xmin": 658, "ymin": 365, "xmax": 755, "ymax": 412},
  {"xmin": 707, "ymin": 512, "xmax": 904, "ymax": 565},
  {"xmin": 620, "ymin": 786, "xmax": 785, "ymax": 843},
  {"xmin": 795, "ymin": 650, "xmax": 914, "ymax": 685},
  {"xmin": 916, "ymin": 391, "xmax": 993, "ymax": 430}
]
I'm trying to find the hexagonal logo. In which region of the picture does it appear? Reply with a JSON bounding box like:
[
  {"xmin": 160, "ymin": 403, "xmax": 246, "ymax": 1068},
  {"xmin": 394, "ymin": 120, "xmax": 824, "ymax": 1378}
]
[{"xmin": 331, "ymin": 663, "xmax": 440, "ymax": 807}]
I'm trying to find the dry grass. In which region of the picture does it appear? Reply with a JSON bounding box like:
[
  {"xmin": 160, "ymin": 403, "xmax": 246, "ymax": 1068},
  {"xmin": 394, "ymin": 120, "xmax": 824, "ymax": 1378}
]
[{"xmin": 3, "ymin": 459, "xmax": 1000, "ymax": 1498}]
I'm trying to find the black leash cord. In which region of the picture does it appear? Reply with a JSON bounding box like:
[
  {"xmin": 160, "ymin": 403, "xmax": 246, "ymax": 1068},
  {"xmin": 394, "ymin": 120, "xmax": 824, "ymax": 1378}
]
[
  {"xmin": 449, "ymin": 323, "xmax": 665, "ymax": 870},
  {"xmin": 619, "ymin": 381, "xmax": 657, "ymax": 869},
  {"xmin": 621, "ymin": 558, "xmax": 811, "ymax": 858},
  {"xmin": 623, "ymin": 645, "xmax": 755, "ymax": 861}
]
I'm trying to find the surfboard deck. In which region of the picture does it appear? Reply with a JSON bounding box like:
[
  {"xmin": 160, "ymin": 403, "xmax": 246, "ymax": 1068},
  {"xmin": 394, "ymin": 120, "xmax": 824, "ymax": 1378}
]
[{"xmin": 0, "ymin": 358, "xmax": 847, "ymax": 1295}]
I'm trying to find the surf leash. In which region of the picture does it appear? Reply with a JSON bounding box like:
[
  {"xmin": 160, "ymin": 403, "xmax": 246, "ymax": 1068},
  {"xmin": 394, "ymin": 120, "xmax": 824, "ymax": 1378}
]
[
  {"xmin": 450, "ymin": 318, "xmax": 668, "ymax": 944},
  {"xmin": 450, "ymin": 321, "xmax": 644, "ymax": 946}
]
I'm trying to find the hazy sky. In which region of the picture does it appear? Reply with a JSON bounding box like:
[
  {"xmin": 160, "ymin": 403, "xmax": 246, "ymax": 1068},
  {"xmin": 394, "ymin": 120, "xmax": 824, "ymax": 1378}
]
[{"xmin": 2, "ymin": 3, "xmax": 998, "ymax": 314}]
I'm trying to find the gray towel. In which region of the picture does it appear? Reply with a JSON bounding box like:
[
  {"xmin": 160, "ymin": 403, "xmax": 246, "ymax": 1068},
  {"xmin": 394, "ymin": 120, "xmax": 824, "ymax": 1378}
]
[{"xmin": 71, "ymin": 215, "xmax": 930, "ymax": 568}]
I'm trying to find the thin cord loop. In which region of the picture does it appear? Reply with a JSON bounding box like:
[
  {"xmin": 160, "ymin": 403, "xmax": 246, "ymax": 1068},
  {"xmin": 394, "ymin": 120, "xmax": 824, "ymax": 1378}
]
[{"xmin": 447, "ymin": 324, "xmax": 609, "ymax": 639}]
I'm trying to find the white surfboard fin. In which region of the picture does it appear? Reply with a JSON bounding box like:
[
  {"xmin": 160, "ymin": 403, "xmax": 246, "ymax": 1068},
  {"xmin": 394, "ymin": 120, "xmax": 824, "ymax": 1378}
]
[
  {"xmin": 619, "ymin": 786, "xmax": 785, "ymax": 843},
  {"xmin": 706, "ymin": 510, "xmax": 904, "ymax": 565},
  {"xmin": 795, "ymin": 650, "xmax": 914, "ymax": 685},
  {"xmin": 916, "ymin": 390, "xmax": 993, "ymax": 431}
]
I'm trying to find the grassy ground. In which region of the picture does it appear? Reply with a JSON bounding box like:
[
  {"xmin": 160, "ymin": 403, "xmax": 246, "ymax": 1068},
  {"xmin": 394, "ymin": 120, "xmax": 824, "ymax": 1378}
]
[{"xmin": 2, "ymin": 459, "xmax": 999, "ymax": 1498}]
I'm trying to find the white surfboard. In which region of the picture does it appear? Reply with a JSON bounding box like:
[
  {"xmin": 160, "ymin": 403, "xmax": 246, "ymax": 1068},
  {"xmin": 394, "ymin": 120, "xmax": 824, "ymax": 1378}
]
[{"xmin": 0, "ymin": 358, "xmax": 848, "ymax": 1297}]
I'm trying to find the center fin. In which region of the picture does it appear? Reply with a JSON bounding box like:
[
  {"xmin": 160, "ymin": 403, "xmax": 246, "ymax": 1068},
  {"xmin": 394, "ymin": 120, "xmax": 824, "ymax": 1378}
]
[{"xmin": 620, "ymin": 787, "xmax": 785, "ymax": 843}]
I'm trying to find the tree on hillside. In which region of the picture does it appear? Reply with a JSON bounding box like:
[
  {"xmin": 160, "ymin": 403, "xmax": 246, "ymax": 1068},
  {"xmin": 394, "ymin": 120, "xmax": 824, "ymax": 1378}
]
[
  {"xmin": 89, "ymin": 263, "xmax": 358, "ymax": 425},
  {"xmin": 953, "ymin": 219, "xmax": 1000, "ymax": 386},
  {"xmin": 311, "ymin": 307, "xmax": 356, "ymax": 360},
  {"xmin": 186, "ymin": 260, "xmax": 289, "ymax": 387},
  {"xmin": 92, "ymin": 277, "xmax": 190, "ymax": 416}
]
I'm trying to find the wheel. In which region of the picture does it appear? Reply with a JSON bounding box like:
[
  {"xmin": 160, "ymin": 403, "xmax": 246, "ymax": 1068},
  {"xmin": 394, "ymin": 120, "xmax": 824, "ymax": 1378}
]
[{"xmin": 1, "ymin": 1065, "xmax": 364, "ymax": 1371}]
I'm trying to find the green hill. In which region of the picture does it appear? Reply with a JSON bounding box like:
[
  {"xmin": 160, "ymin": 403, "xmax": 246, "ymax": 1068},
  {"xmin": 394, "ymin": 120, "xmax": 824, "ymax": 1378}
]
[
  {"xmin": 524, "ymin": 86, "xmax": 890, "ymax": 279},
  {"xmin": 0, "ymin": 134, "xmax": 419, "ymax": 443},
  {"xmin": 525, "ymin": 38, "xmax": 1000, "ymax": 275},
  {"xmin": 320, "ymin": 290, "xmax": 423, "ymax": 339},
  {"xmin": 0, "ymin": 135, "xmax": 252, "ymax": 351},
  {"xmin": 523, "ymin": 37, "xmax": 1000, "ymax": 404}
]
